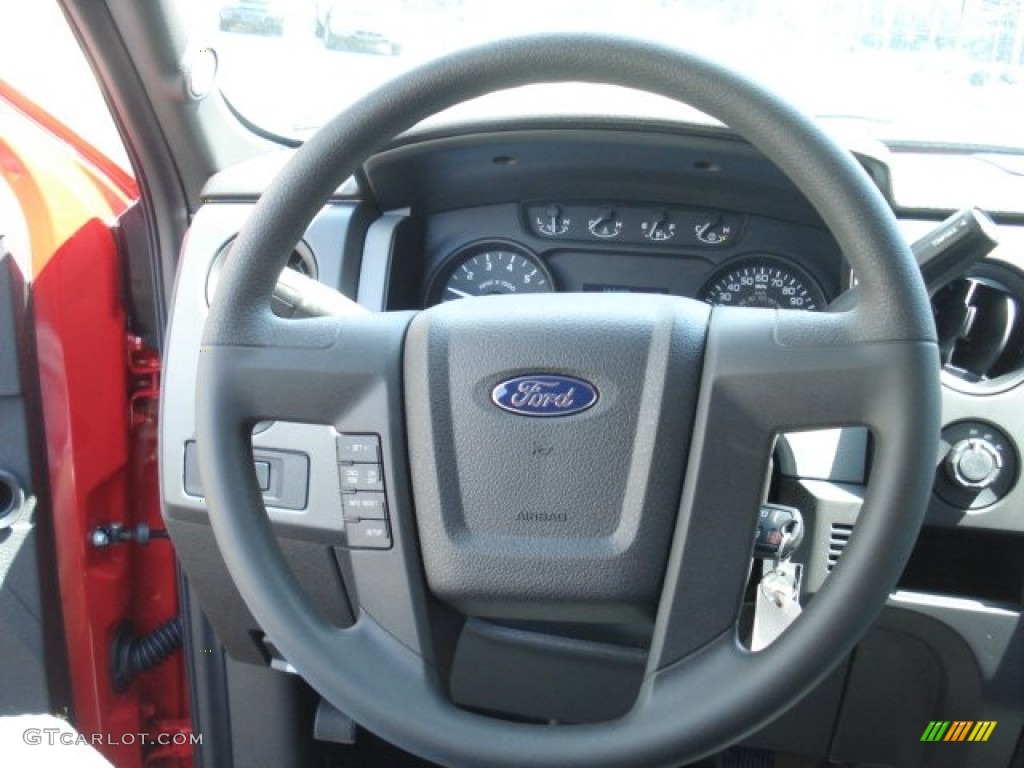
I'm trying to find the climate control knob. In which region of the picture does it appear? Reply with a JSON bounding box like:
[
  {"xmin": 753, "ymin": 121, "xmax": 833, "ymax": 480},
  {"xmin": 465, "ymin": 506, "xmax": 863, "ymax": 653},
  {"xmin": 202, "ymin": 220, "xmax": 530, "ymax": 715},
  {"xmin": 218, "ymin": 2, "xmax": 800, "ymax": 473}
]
[{"xmin": 945, "ymin": 438, "xmax": 1002, "ymax": 489}]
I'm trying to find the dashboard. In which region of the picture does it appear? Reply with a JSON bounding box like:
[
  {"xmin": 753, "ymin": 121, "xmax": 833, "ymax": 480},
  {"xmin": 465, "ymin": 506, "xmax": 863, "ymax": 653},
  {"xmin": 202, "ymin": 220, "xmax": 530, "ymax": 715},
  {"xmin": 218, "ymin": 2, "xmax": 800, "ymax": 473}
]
[
  {"xmin": 421, "ymin": 202, "xmax": 837, "ymax": 310},
  {"xmin": 163, "ymin": 121, "xmax": 1024, "ymax": 766}
]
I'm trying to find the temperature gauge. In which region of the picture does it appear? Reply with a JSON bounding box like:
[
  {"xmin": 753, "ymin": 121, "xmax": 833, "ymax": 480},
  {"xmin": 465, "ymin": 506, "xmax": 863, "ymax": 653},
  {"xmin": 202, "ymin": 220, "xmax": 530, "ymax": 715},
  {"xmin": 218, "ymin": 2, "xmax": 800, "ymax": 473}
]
[
  {"xmin": 588, "ymin": 208, "xmax": 623, "ymax": 239},
  {"xmin": 695, "ymin": 214, "xmax": 735, "ymax": 245}
]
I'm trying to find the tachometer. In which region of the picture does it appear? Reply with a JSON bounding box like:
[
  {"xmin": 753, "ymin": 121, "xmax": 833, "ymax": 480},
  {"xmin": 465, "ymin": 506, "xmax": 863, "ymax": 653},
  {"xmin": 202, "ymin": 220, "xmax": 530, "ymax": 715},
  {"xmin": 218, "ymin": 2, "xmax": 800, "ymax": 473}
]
[
  {"xmin": 699, "ymin": 255, "xmax": 826, "ymax": 310},
  {"xmin": 428, "ymin": 241, "xmax": 554, "ymax": 305}
]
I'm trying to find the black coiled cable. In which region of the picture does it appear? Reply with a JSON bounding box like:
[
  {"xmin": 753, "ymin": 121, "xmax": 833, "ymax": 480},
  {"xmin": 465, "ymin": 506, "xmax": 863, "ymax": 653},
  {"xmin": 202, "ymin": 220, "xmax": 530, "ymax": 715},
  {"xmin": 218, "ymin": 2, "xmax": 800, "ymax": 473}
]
[{"xmin": 111, "ymin": 617, "xmax": 183, "ymax": 691}]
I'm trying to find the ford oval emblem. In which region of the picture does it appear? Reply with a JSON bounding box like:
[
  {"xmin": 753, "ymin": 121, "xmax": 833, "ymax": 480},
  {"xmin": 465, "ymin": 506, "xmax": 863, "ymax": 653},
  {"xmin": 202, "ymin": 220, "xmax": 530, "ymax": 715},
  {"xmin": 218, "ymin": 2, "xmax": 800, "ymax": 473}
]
[{"xmin": 491, "ymin": 374, "xmax": 599, "ymax": 418}]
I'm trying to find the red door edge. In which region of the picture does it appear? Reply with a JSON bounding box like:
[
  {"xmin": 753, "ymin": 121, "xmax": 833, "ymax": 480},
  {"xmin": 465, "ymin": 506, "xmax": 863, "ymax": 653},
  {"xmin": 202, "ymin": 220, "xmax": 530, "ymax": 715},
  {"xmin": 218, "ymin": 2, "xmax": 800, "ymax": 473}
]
[{"xmin": 2, "ymin": 82, "xmax": 191, "ymax": 767}]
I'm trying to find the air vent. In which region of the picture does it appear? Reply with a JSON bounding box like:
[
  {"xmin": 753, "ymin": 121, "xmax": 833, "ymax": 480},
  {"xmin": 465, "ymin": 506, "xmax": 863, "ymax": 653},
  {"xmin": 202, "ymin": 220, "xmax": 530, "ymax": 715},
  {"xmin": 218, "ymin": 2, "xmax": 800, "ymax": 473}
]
[
  {"xmin": 827, "ymin": 523, "xmax": 853, "ymax": 572},
  {"xmin": 285, "ymin": 247, "xmax": 316, "ymax": 278},
  {"xmin": 933, "ymin": 264, "xmax": 1024, "ymax": 392},
  {"xmin": 205, "ymin": 238, "xmax": 318, "ymax": 308}
]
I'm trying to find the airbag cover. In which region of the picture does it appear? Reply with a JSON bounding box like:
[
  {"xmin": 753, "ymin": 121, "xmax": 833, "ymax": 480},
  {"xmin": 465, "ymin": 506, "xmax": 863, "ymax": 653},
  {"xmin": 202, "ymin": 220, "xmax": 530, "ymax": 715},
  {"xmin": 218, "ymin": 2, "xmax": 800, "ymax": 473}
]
[{"xmin": 404, "ymin": 293, "xmax": 710, "ymax": 621}]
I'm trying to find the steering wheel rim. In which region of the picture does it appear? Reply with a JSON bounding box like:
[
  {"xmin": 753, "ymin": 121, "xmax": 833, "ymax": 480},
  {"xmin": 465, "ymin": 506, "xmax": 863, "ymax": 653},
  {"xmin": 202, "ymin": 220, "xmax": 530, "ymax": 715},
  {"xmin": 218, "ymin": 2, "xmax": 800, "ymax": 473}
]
[{"xmin": 196, "ymin": 35, "xmax": 939, "ymax": 767}]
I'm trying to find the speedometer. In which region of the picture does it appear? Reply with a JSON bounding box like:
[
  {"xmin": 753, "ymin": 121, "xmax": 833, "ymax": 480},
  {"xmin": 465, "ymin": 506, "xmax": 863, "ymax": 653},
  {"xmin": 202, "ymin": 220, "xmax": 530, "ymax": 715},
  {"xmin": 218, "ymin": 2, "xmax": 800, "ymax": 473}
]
[
  {"xmin": 428, "ymin": 241, "xmax": 554, "ymax": 305},
  {"xmin": 699, "ymin": 255, "xmax": 826, "ymax": 310}
]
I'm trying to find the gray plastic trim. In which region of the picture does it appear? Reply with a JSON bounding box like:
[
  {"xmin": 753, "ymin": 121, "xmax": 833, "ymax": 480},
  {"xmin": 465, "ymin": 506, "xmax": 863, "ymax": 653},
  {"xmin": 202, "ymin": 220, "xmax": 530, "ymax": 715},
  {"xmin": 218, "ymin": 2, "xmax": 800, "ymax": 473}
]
[
  {"xmin": 871, "ymin": 598, "xmax": 1023, "ymax": 768},
  {"xmin": 777, "ymin": 219, "xmax": 1024, "ymax": 535},
  {"xmin": 891, "ymin": 590, "xmax": 1020, "ymax": 617},
  {"xmin": 778, "ymin": 428, "xmax": 869, "ymax": 485},
  {"xmin": 896, "ymin": 220, "xmax": 1024, "ymax": 534},
  {"xmin": 200, "ymin": 151, "xmax": 360, "ymax": 201},
  {"xmin": 184, "ymin": 442, "xmax": 309, "ymax": 511},
  {"xmin": 356, "ymin": 210, "xmax": 408, "ymax": 311},
  {"xmin": 160, "ymin": 202, "xmax": 360, "ymax": 539}
]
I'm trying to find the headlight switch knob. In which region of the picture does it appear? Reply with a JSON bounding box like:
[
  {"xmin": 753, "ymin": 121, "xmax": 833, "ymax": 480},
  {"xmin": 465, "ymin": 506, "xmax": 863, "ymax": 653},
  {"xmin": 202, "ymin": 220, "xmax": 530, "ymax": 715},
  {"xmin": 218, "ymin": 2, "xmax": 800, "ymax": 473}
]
[{"xmin": 946, "ymin": 437, "xmax": 1002, "ymax": 489}]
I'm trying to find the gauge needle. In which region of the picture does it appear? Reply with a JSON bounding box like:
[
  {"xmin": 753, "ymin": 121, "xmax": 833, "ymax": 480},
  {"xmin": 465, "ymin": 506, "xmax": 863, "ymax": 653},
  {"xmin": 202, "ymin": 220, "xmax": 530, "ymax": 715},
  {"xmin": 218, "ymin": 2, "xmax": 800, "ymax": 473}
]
[{"xmin": 446, "ymin": 286, "xmax": 471, "ymax": 298}]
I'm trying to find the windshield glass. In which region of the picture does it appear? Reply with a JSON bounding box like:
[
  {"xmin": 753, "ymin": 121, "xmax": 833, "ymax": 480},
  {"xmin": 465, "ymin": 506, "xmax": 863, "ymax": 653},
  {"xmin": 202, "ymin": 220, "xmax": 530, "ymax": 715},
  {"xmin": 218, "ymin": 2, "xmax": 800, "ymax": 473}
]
[{"xmin": 189, "ymin": 0, "xmax": 1024, "ymax": 151}]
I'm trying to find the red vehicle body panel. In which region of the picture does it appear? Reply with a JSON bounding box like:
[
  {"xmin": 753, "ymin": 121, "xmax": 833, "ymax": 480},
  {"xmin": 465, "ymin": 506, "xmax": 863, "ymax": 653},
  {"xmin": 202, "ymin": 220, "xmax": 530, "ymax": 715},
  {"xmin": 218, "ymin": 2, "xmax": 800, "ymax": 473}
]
[{"xmin": 0, "ymin": 79, "xmax": 191, "ymax": 767}]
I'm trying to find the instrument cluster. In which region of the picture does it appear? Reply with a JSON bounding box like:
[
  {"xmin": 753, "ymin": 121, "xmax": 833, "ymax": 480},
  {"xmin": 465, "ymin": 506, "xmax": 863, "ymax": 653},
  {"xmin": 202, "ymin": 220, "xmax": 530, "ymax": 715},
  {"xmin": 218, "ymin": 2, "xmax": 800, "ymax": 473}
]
[{"xmin": 425, "ymin": 202, "xmax": 832, "ymax": 311}]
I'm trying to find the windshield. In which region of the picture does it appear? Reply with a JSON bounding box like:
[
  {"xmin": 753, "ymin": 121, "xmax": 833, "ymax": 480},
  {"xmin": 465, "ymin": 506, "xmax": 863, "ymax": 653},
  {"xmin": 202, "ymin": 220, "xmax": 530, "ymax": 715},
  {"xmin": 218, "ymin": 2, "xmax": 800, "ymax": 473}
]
[{"xmin": 191, "ymin": 0, "xmax": 1024, "ymax": 152}]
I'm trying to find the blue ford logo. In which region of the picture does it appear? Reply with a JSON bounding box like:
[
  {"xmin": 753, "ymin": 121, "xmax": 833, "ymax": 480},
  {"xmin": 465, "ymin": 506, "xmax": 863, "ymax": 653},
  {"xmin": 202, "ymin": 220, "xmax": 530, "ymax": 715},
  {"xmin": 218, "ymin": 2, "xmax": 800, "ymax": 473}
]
[{"xmin": 491, "ymin": 374, "xmax": 598, "ymax": 417}]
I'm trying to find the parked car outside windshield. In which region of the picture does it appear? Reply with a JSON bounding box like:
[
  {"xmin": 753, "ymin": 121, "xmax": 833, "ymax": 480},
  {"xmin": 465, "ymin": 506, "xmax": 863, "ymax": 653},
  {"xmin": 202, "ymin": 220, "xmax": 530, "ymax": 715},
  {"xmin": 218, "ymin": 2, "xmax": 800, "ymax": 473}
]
[
  {"xmin": 219, "ymin": 0, "xmax": 287, "ymax": 36},
  {"xmin": 194, "ymin": 0, "xmax": 1024, "ymax": 149},
  {"xmin": 315, "ymin": 0, "xmax": 403, "ymax": 55}
]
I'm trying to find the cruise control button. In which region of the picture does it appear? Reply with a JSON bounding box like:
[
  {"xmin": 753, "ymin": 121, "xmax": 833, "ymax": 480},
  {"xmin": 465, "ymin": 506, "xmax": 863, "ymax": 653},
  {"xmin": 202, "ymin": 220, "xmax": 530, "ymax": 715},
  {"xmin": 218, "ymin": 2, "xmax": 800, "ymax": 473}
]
[
  {"xmin": 336, "ymin": 434, "xmax": 381, "ymax": 464},
  {"xmin": 339, "ymin": 464, "xmax": 384, "ymax": 492},
  {"xmin": 341, "ymin": 492, "xmax": 387, "ymax": 521},
  {"xmin": 346, "ymin": 520, "xmax": 391, "ymax": 550}
]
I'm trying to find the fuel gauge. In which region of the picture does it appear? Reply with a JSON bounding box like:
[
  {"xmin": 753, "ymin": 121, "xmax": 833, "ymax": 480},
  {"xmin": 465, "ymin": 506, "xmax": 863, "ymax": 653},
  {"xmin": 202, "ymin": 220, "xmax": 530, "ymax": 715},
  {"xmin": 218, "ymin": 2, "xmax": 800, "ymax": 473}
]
[{"xmin": 642, "ymin": 212, "xmax": 676, "ymax": 242}]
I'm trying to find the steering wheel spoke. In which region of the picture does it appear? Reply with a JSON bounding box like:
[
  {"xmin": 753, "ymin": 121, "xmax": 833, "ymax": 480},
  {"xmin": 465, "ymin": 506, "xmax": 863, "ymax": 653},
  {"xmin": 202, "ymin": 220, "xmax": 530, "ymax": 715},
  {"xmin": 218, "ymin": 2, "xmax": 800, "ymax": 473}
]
[
  {"xmin": 198, "ymin": 311, "xmax": 413, "ymax": 426},
  {"xmin": 198, "ymin": 307, "xmax": 457, "ymax": 691},
  {"xmin": 702, "ymin": 307, "xmax": 893, "ymax": 428},
  {"xmin": 648, "ymin": 305, "xmax": 937, "ymax": 670}
]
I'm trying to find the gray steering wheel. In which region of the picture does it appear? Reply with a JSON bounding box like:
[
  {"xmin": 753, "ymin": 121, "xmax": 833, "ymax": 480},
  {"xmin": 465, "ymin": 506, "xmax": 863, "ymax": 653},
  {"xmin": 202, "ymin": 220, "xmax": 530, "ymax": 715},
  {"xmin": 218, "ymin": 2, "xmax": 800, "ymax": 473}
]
[{"xmin": 196, "ymin": 35, "xmax": 939, "ymax": 767}]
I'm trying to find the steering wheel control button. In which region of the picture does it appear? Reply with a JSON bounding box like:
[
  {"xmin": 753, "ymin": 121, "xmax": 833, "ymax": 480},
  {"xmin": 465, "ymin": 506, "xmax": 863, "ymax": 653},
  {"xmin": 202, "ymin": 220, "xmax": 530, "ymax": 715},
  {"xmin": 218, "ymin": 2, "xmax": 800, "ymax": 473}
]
[
  {"xmin": 341, "ymin": 493, "xmax": 388, "ymax": 522},
  {"xmin": 339, "ymin": 464, "xmax": 384, "ymax": 492},
  {"xmin": 336, "ymin": 433, "xmax": 381, "ymax": 463},
  {"xmin": 336, "ymin": 434, "xmax": 388, "ymax": 531},
  {"xmin": 935, "ymin": 421, "xmax": 1018, "ymax": 510},
  {"xmin": 345, "ymin": 519, "xmax": 391, "ymax": 550},
  {"xmin": 491, "ymin": 374, "xmax": 599, "ymax": 417}
]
